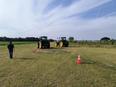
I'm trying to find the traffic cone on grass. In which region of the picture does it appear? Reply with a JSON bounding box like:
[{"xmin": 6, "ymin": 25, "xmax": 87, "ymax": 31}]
[{"xmin": 76, "ymin": 55, "xmax": 81, "ymax": 64}]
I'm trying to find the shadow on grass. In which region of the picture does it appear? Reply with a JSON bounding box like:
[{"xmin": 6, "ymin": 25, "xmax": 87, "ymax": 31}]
[
  {"xmin": 82, "ymin": 61, "xmax": 96, "ymax": 64},
  {"xmin": 81, "ymin": 59, "xmax": 96, "ymax": 64},
  {"xmin": 14, "ymin": 57, "xmax": 37, "ymax": 60},
  {"xmin": 37, "ymin": 47, "xmax": 69, "ymax": 50}
]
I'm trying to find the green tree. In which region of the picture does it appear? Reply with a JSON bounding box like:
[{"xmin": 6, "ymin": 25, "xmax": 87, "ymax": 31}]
[{"xmin": 100, "ymin": 37, "xmax": 110, "ymax": 41}]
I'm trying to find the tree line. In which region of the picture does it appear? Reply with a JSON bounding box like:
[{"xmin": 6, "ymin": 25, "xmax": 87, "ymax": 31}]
[
  {"xmin": 0, "ymin": 36, "xmax": 116, "ymax": 45},
  {"xmin": 0, "ymin": 37, "xmax": 39, "ymax": 41}
]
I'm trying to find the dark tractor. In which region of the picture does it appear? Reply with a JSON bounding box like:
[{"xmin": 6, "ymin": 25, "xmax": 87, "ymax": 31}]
[
  {"xmin": 57, "ymin": 37, "xmax": 69, "ymax": 48},
  {"xmin": 38, "ymin": 36, "xmax": 50, "ymax": 49}
]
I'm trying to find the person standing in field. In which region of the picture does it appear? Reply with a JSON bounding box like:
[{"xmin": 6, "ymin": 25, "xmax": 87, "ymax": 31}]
[{"xmin": 7, "ymin": 41, "xmax": 14, "ymax": 59}]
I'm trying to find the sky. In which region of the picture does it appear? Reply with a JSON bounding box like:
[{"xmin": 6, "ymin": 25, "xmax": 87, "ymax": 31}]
[{"xmin": 0, "ymin": 0, "xmax": 116, "ymax": 40}]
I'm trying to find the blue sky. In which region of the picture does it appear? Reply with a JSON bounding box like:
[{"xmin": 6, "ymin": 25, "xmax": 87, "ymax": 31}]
[{"xmin": 0, "ymin": 0, "xmax": 116, "ymax": 40}]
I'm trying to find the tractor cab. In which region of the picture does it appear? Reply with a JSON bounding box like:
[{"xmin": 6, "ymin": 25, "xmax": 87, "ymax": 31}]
[
  {"xmin": 40, "ymin": 36, "xmax": 48, "ymax": 40},
  {"xmin": 61, "ymin": 37, "xmax": 67, "ymax": 41}
]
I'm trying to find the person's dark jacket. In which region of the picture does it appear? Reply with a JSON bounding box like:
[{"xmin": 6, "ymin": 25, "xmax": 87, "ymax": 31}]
[{"xmin": 7, "ymin": 44, "xmax": 14, "ymax": 52}]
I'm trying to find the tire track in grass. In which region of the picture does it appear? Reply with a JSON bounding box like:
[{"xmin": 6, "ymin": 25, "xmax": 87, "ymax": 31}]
[
  {"xmin": 81, "ymin": 54, "xmax": 116, "ymax": 71},
  {"xmin": 67, "ymin": 47, "xmax": 116, "ymax": 70},
  {"xmin": 78, "ymin": 54, "xmax": 116, "ymax": 86},
  {"xmin": 62, "ymin": 47, "xmax": 116, "ymax": 87}
]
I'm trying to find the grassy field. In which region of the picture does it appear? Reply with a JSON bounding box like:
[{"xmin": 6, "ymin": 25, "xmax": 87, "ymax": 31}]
[
  {"xmin": 0, "ymin": 43, "xmax": 116, "ymax": 87},
  {"xmin": 0, "ymin": 41, "xmax": 35, "ymax": 46}
]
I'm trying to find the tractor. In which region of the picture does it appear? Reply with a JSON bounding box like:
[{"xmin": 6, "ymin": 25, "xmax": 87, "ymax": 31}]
[
  {"xmin": 56, "ymin": 37, "xmax": 69, "ymax": 48},
  {"xmin": 38, "ymin": 36, "xmax": 50, "ymax": 49}
]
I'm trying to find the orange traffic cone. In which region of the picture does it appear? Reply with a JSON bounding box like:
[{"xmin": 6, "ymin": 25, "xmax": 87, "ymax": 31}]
[{"xmin": 76, "ymin": 55, "xmax": 81, "ymax": 64}]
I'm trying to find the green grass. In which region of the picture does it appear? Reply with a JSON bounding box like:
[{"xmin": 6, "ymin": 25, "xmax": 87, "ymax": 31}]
[
  {"xmin": 0, "ymin": 43, "xmax": 116, "ymax": 87},
  {"xmin": 0, "ymin": 41, "xmax": 35, "ymax": 46}
]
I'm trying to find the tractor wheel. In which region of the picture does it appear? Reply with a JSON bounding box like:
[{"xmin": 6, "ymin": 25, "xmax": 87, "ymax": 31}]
[
  {"xmin": 59, "ymin": 41, "xmax": 63, "ymax": 48},
  {"xmin": 47, "ymin": 44, "xmax": 50, "ymax": 48},
  {"xmin": 39, "ymin": 42, "xmax": 42, "ymax": 49},
  {"xmin": 66, "ymin": 44, "xmax": 69, "ymax": 47},
  {"xmin": 65, "ymin": 42, "xmax": 69, "ymax": 47}
]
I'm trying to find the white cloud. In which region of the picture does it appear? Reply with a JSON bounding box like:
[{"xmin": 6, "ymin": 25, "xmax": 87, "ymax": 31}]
[
  {"xmin": 45, "ymin": 0, "xmax": 111, "ymax": 22},
  {"xmin": 0, "ymin": 0, "xmax": 115, "ymax": 40}
]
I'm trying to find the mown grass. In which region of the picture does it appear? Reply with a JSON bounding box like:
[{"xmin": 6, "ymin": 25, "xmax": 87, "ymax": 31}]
[{"xmin": 0, "ymin": 43, "xmax": 116, "ymax": 87}]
